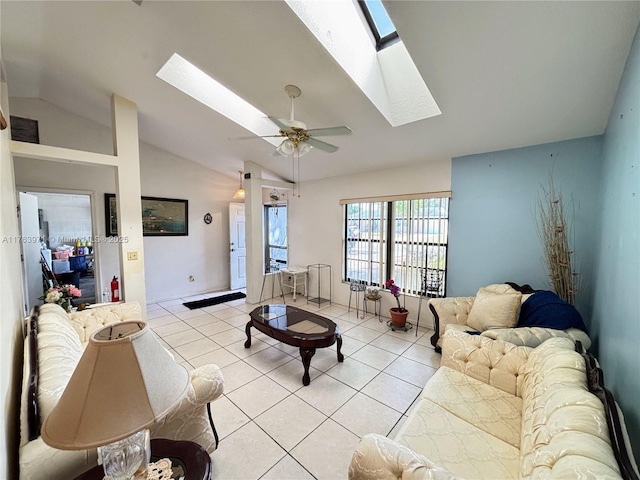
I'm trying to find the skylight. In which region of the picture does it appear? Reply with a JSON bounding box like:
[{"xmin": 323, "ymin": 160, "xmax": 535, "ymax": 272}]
[
  {"xmin": 286, "ymin": 0, "xmax": 440, "ymax": 127},
  {"xmin": 359, "ymin": 0, "xmax": 399, "ymax": 50},
  {"xmin": 156, "ymin": 53, "xmax": 280, "ymax": 148}
]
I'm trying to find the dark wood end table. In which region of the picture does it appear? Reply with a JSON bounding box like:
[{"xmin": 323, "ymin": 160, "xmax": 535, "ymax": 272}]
[
  {"xmin": 246, "ymin": 304, "xmax": 344, "ymax": 385},
  {"xmin": 74, "ymin": 438, "xmax": 211, "ymax": 480}
]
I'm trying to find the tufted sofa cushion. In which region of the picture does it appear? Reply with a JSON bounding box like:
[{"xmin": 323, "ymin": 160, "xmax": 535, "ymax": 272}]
[
  {"xmin": 34, "ymin": 304, "xmax": 85, "ymax": 436},
  {"xmin": 481, "ymin": 325, "xmax": 591, "ymax": 348},
  {"xmin": 68, "ymin": 302, "xmax": 143, "ymax": 344},
  {"xmin": 440, "ymin": 329, "xmax": 531, "ymax": 396},
  {"xmin": 518, "ymin": 337, "xmax": 622, "ymax": 477}
]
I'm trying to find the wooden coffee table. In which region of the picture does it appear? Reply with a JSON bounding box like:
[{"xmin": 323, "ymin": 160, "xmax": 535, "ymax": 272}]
[{"xmin": 246, "ymin": 304, "xmax": 344, "ymax": 385}]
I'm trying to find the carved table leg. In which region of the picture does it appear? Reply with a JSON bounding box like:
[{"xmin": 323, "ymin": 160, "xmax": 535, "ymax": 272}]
[
  {"xmin": 299, "ymin": 348, "xmax": 316, "ymax": 386},
  {"xmin": 336, "ymin": 334, "xmax": 344, "ymax": 362},
  {"xmin": 244, "ymin": 320, "xmax": 253, "ymax": 348}
]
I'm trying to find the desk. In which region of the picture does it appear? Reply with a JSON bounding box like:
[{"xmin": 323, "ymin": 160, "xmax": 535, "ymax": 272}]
[
  {"xmin": 74, "ymin": 438, "xmax": 211, "ymax": 480},
  {"xmin": 280, "ymin": 267, "xmax": 308, "ymax": 302}
]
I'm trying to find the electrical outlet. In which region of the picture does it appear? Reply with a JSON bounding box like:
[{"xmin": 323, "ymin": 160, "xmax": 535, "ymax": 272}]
[
  {"xmin": 127, "ymin": 251, "xmax": 139, "ymax": 261},
  {"xmin": 189, "ymin": 275, "xmax": 195, "ymax": 282}
]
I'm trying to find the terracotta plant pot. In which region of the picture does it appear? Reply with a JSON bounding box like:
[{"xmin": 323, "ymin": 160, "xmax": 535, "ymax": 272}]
[{"xmin": 389, "ymin": 308, "xmax": 409, "ymax": 328}]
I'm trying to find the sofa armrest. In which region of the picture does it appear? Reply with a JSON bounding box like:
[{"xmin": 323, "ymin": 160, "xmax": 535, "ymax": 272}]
[
  {"xmin": 428, "ymin": 297, "xmax": 474, "ymax": 351},
  {"xmin": 19, "ymin": 437, "xmax": 98, "ymax": 480},
  {"xmin": 481, "ymin": 326, "xmax": 591, "ymax": 350},
  {"xmin": 440, "ymin": 330, "xmax": 531, "ymax": 397},
  {"xmin": 188, "ymin": 364, "xmax": 225, "ymax": 404},
  {"xmin": 150, "ymin": 364, "xmax": 224, "ymax": 453},
  {"xmin": 349, "ymin": 434, "xmax": 459, "ymax": 480}
]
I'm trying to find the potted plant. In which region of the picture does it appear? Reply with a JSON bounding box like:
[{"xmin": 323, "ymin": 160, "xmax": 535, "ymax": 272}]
[{"xmin": 385, "ymin": 279, "xmax": 409, "ymax": 328}]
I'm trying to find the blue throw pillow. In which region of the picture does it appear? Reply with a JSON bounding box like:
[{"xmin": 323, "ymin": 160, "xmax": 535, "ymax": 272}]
[{"xmin": 517, "ymin": 290, "xmax": 588, "ymax": 333}]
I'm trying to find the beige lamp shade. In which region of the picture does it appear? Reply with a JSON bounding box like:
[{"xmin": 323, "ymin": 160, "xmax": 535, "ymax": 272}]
[{"xmin": 41, "ymin": 321, "xmax": 189, "ymax": 450}]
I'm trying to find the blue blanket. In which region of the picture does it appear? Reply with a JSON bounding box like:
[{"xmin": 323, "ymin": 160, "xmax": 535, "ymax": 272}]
[{"xmin": 517, "ymin": 290, "xmax": 588, "ymax": 333}]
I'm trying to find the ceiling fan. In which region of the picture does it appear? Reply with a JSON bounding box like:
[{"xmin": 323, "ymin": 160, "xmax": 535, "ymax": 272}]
[{"xmin": 261, "ymin": 85, "xmax": 352, "ymax": 157}]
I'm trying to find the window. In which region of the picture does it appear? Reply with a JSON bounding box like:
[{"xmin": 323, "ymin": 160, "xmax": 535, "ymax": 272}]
[
  {"xmin": 344, "ymin": 196, "xmax": 449, "ymax": 296},
  {"xmin": 265, "ymin": 204, "xmax": 287, "ymax": 271},
  {"xmin": 358, "ymin": 0, "xmax": 400, "ymax": 51},
  {"xmin": 345, "ymin": 202, "xmax": 387, "ymax": 286}
]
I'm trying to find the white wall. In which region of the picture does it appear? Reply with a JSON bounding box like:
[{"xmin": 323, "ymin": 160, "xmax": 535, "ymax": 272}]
[
  {"xmin": 1, "ymin": 32, "xmax": 26, "ymax": 480},
  {"xmin": 11, "ymin": 98, "xmax": 238, "ymax": 303},
  {"xmin": 286, "ymin": 159, "xmax": 451, "ymax": 320}
]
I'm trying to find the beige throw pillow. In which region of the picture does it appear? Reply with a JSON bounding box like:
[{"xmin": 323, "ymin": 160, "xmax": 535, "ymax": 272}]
[{"xmin": 467, "ymin": 285, "xmax": 523, "ymax": 331}]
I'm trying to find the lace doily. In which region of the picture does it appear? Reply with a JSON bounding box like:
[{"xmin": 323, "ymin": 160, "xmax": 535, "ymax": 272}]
[{"xmin": 103, "ymin": 458, "xmax": 173, "ymax": 480}]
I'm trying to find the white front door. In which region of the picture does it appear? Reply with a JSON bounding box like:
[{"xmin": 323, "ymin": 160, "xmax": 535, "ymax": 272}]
[
  {"xmin": 229, "ymin": 203, "xmax": 246, "ymax": 290},
  {"xmin": 18, "ymin": 192, "xmax": 43, "ymax": 315}
]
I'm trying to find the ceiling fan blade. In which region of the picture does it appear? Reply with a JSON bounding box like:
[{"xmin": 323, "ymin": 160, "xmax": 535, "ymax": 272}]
[
  {"xmin": 230, "ymin": 134, "xmax": 284, "ymax": 141},
  {"xmin": 306, "ymin": 137, "xmax": 339, "ymax": 153},
  {"xmin": 306, "ymin": 126, "xmax": 352, "ymax": 137},
  {"xmin": 268, "ymin": 116, "xmax": 290, "ymax": 130}
]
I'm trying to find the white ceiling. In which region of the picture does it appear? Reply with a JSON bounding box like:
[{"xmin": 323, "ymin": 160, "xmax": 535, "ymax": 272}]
[{"xmin": 2, "ymin": 1, "xmax": 639, "ymax": 183}]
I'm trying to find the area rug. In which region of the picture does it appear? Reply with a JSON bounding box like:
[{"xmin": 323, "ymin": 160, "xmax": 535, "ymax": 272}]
[{"xmin": 183, "ymin": 291, "xmax": 246, "ymax": 309}]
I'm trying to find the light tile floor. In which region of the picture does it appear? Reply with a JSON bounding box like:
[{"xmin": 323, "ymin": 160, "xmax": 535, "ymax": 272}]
[{"xmin": 147, "ymin": 291, "xmax": 441, "ymax": 480}]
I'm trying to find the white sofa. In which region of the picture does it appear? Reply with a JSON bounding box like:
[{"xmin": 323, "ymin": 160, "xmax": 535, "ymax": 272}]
[
  {"xmin": 428, "ymin": 283, "xmax": 591, "ymax": 352},
  {"xmin": 19, "ymin": 302, "xmax": 225, "ymax": 480},
  {"xmin": 349, "ymin": 329, "xmax": 638, "ymax": 479}
]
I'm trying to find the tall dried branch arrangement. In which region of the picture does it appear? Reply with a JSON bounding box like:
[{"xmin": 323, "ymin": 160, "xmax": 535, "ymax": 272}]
[{"xmin": 537, "ymin": 178, "xmax": 579, "ymax": 305}]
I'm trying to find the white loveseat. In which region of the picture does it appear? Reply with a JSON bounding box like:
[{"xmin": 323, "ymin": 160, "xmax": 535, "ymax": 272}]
[
  {"xmin": 19, "ymin": 302, "xmax": 225, "ymax": 480},
  {"xmin": 349, "ymin": 329, "xmax": 638, "ymax": 479},
  {"xmin": 428, "ymin": 283, "xmax": 591, "ymax": 352}
]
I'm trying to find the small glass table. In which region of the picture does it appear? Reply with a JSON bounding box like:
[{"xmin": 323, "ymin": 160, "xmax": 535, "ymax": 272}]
[{"xmin": 246, "ymin": 304, "xmax": 344, "ymax": 385}]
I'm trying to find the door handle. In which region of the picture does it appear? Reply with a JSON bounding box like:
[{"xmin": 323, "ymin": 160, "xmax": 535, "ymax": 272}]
[{"xmin": 231, "ymin": 248, "xmax": 236, "ymax": 252}]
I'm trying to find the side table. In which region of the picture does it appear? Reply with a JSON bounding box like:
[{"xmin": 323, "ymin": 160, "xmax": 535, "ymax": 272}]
[
  {"xmin": 74, "ymin": 438, "xmax": 211, "ymax": 480},
  {"xmin": 307, "ymin": 263, "xmax": 332, "ymax": 306},
  {"xmin": 280, "ymin": 266, "xmax": 308, "ymax": 302}
]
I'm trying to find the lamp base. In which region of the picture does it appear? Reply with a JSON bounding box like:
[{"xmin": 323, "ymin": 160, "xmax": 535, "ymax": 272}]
[{"xmin": 98, "ymin": 429, "xmax": 150, "ymax": 480}]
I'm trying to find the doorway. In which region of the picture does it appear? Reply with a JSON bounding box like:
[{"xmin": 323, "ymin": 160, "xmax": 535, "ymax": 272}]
[
  {"xmin": 229, "ymin": 203, "xmax": 246, "ymax": 290},
  {"xmin": 18, "ymin": 190, "xmax": 98, "ymax": 313}
]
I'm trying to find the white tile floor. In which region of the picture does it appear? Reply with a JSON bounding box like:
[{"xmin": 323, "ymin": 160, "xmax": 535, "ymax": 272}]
[{"xmin": 147, "ymin": 291, "xmax": 441, "ymax": 480}]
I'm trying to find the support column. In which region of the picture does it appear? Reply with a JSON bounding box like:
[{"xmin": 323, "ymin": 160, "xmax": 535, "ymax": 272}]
[
  {"xmin": 244, "ymin": 161, "xmax": 265, "ymax": 304},
  {"xmin": 112, "ymin": 95, "xmax": 146, "ymax": 314}
]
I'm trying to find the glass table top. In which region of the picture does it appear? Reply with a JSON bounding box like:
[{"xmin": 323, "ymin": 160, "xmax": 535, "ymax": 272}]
[{"xmin": 250, "ymin": 304, "xmax": 335, "ymax": 337}]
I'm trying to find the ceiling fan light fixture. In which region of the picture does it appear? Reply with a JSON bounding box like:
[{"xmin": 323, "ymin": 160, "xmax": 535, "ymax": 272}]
[
  {"xmin": 298, "ymin": 143, "xmax": 312, "ymax": 157},
  {"xmin": 277, "ymin": 139, "xmax": 295, "ymax": 156}
]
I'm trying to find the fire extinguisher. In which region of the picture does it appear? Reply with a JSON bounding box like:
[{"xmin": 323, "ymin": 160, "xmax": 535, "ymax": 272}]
[{"xmin": 111, "ymin": 276, "xmax": 120, "ymax": 302}]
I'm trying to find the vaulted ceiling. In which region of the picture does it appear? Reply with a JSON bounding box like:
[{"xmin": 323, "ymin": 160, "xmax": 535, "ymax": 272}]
[{"xmin": 2, "ymin": 1, "xmax": 638, "ymax": 182}]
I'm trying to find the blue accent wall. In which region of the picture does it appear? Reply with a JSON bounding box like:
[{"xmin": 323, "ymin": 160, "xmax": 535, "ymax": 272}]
[
  {"xmin": 449, "ymin": 23, "xmax": 640, "ymax": 459},
  {"xmin": 449, "ymin": 136, "xmax": 602, "ymax": 320},
  {"xmin": 593, "ymin": 23, "xmax": 640, "ymax": 460}
]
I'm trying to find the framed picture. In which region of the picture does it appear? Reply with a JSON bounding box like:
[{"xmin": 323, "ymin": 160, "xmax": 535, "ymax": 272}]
[{"xmin": 105, "ymin": 194, "xmax": 189, "ymax": 236}]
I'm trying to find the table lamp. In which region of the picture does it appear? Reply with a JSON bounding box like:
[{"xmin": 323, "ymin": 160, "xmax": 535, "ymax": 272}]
[{"xmin": 41, "ymin": 321, "xmax": 189, "ymax": 479}]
